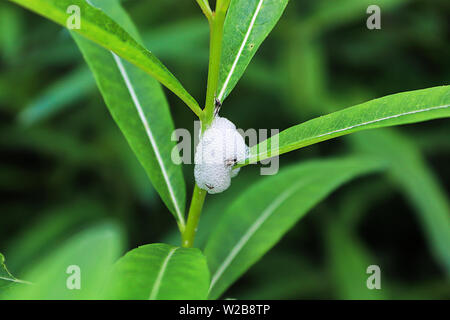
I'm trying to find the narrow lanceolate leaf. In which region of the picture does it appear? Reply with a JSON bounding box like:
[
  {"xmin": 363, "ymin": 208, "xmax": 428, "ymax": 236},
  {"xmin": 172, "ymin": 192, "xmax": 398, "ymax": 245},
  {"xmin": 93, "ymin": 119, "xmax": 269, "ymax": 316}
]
[
  {"xmin": 18, "ymin": 67, "xmax": 94, "ymax": 126},
  {"xmin": 0, "ymin": 253, "xmax": 30, "ymax": 290},
  {"xmin": 5, "ymin": 222, "xmax": 124, "ymax": 299},
  {"xmin": 217, "ymin": 0, "xmax": 289, "ymax": 102},
  {"xmin": 240, "ymin": 86, "xmax": 450, "ymax": 166},
  {"xmin": 71, "ymin": 1, "xmax": 186, "ymax": 227},
  {"xmin": 325, "ymin": 223, "xmax": 387, "ymax": 299},
  {"xmin": 351, "ymin": 130, "xmax": 450, "ymax": 275},
  {"xmin": 9, "ymin": 0, "xmax": 202, "ymax": 116},
  {"xmin": 105, "ymin": 244, "xmax": 210, "ymax": 300},
  {"xmin": 300, "ymin": 0, "xmax": 408, "ymax": 36},
  {"xmin": 205, "ymin": 157, "xmax": 385, "ymax": 299}
]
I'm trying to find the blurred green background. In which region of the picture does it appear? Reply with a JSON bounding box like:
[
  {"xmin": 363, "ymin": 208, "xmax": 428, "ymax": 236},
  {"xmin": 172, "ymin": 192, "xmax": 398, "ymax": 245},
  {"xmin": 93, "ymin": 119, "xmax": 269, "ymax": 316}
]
[{"xmin": 0, "ymin": 0, "xmax": 449, "ymax": 299}]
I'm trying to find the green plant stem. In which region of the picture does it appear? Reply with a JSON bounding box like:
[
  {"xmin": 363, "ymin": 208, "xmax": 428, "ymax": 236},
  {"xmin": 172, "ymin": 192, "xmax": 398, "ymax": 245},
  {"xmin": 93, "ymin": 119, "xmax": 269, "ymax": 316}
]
[
  {"xmin": 182, "ymin": 0, "xmax": 231, "ymax": 248},
  {"xmin": 182, "ymin": 185, "xmax": 207, "ymax": 247},
  {"xmin": 202, "ymin": 1, "xmax": 229, "ymax": 129},
  {"xmin": 195, "ymin": 0, "xmax": 213, "ymax": 21}
]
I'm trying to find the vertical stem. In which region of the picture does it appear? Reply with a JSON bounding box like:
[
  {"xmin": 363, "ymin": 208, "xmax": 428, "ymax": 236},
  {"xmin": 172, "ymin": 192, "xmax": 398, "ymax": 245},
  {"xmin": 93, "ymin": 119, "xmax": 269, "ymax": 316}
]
[
  {"xmin": 182, "ymin": 185, "xmax": 207, "ymax": 247},
  {"xmin": 181, "ymin": 0, "xmax": 231, "ymax": 248},
  {"xmin": 195, "ymin": 0, "xmax": 213, "ymax": 21},
  {"xmin": 203, "ymin": 1, "xmax": 229, "ymax": 129}
]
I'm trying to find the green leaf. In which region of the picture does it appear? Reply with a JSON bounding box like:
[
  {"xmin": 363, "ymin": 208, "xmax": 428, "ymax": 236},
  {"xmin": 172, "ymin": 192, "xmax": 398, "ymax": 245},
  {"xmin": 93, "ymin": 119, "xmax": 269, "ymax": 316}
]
[
  {"xmin": 0, "ymin": 1, "xmax": 25, "ymax": 64},
  {"xmin": 162, "ymin": 168, "xmax": 258, "ymax": 249},
  {"xmin": 217, "ymin": 0, "xmax": 289, "ymax": 101},
  {"xmin": 71, "ymin": 1, "xmax": 186, "ymax": 226},
  {"xmin": 0, "ymin": 253, "xmax": 30, "ymax": 291},
  {"xmin": 143, "ymin": 18, "xmax": 209, "ymax": 65},
  {"xmin": 205, "ymin": 157, "xmax": 385, "ymax": 299},
  {"xmin": 351, "ymin": 130, "xmax": 450, "ymax": 274},
  {"xmin": 325, "ymin": 222, "xmax": 387, "ymax": 299},
  {"xmin": 0, "ymin": 125, "xmax": 100, "ymax": 165},
  {"xmin": 105, "ymin": 243, "xmax": 210, "ymax": 300},
  {"xmin": 301, "ymin": 0, "xmax": 408, "ymax": 36},
  {"xmin": 18, "ymin": 67, "xmax": 94, "ymax": 126},
  {"xmin": 0, "ymin": 253, "xmax": 15, "ymax": 288},
  {"xmin": 4, "ymin": 199, "xmax": 107, "ymax": 272},
  {"xmin": 9, "ymin": 0, "xmax": 202, "ymax": 116},
  {"xmin": 242, "ymin": 86, "xmax": 450, "ymax": 166},
  {"xmin": 5, "ymin": 221, "xmax": 125, "ymax": 299},
  {"xmin": 237, "ymin": 251, "xmax": 328, "ymax": 299}
]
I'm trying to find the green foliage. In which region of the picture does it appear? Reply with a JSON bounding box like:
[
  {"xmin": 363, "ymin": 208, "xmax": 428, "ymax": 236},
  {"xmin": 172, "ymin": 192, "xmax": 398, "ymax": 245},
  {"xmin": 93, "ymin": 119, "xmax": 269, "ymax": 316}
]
[
  {"xmin": 301, "ymin": 0, "xmax": 408, "ymax": 36},
  {"xmin": 351, "ymin": 130, "xmax": 450, "ymax": 274},
  {"xmin": 6, "ymin": 222, "xmax": 125, "ymax": 299},
  {"xmin": 244, "ymin": 86, "xmax": 450, "ymax": 165},
  {"xmin": 325, "ymin": 222, "xmax": 387, "ymax": 299},
  {"xmin": 105, "ymin": 243, "xmax": 210, "ymax": 300},
  {"xmin": 4, "ymin": 199, "xmax": 107, "ymax": 272},
  {"xmin": 0, "ymin": 2, "xmax": 24, "ymax": 64},
  {"xmin": 143, "ymin": 18, "xmax": 209, "ymax": 65},
  {"xmin": 0, "ymin": 253, "xmax": 29, "ymax": 292},
  {"xmin": 0, "ymin": 253, "xmax": 14, "ymax": 289},
  {"xmin": 18, "ymin": 67, "xmax": 94, "ymax": 126},
  {"xmin": 218, "ymin": 0, "xmax": 289, "ymax": 101},
  {"xmin": 205, "ymin": 157, "xmax": 385, "ymax": 298},
  {"xmin": 9, "ymin": 0, "xmax": 202, "ymax": 116},
  {"xmin": 2, "ymin": 0, "xmax": 449, "ymax": 301},
  {"xmin": 70, "ymin": 0, "xmax": 186, "ymax": 227}
]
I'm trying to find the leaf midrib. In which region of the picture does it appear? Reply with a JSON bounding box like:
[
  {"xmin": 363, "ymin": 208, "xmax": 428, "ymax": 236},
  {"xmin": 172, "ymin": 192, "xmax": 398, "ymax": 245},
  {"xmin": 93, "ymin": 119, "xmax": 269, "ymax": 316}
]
[
  {"xmin": 208, "ymin": 180, "xmax": 305, "ymax": 294},
  {"xmin": 149, "ymin": 247, "xmax": 178, "ymax": 300},
  {"xmin": 218, "ymin": 0, "xmax": 265, "ymax": 101},
  {"xmin": 111, "ymin": 53, "xmax": 184, "ymax": 226},
  {"xmin": 0, "ymin": 276, "xmax": 31, "ymax": 285},
  {"xmin": 246, "ymin": 104, "xmax": 450, "ymax": 163}
]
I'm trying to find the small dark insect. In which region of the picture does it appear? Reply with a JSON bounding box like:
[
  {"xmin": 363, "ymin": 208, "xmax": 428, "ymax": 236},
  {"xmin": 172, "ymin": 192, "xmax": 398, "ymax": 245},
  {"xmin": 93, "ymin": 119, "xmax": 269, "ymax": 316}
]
[
  {"xmin": 205, "ymin": 183, "xmax": 214, "ymax": 190},
  {"xmin": 214, "ymin": 97, "xmax": 222, "ymax": 117},
  {"xmin": 225, "ymin": 157, "xmax": 238, "ymax": 167}
]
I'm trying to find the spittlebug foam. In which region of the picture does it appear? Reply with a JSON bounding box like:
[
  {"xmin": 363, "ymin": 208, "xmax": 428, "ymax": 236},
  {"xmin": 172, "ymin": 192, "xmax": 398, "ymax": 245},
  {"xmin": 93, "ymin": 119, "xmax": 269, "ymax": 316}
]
[{"xmin": 194, "ymin": 116, "xmax": 248, "ymax": 194}]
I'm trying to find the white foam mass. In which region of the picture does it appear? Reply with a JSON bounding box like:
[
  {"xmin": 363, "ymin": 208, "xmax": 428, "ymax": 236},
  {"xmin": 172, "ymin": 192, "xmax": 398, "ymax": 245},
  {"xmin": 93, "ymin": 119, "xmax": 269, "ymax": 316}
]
[{"xmin": 194, "ymin": 116, "xmax": 248, "ymax": 194}]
